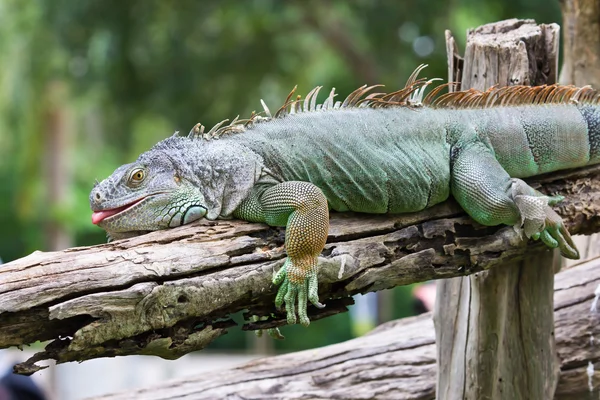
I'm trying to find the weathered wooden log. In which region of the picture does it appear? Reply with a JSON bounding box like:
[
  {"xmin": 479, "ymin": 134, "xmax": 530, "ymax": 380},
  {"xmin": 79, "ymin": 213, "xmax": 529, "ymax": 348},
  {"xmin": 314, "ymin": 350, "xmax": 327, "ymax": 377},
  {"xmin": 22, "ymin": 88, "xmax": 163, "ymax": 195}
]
[
  {"xmin": 90, "ymin": 258, "xmax": 600, "ymax": 400},
  {"xmin": 1, "ymin": 161, "xmax": 599, "ymax": 375}
]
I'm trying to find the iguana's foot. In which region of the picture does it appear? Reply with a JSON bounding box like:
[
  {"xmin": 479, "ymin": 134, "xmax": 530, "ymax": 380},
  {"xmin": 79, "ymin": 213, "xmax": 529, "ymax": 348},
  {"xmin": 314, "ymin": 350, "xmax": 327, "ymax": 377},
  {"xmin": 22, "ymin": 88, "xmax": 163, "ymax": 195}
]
[
  {"xmin": 512, "ymin": 184, "xmax": 579, "ymax": 259},
  {"xmin": 273, "ymin": 256, "xmax": 324, "ymax": 326},
  {"xmin": 251, "ymin": 315, "xmax": 285, "ymax": 340},
  {"xmin": 530, "ymin": 204, "xmax": 579, "ymax": 259},
  {"xmin": 266, "ymin": 327, "xmax": 285, "ymax": 340},
  {"xmin": 450, "ymin": 144, "xmax": 579, "ymax": 260},
  {"xmin": 235, "ymin": 181, "xmax": 329, "ymax": 326}
]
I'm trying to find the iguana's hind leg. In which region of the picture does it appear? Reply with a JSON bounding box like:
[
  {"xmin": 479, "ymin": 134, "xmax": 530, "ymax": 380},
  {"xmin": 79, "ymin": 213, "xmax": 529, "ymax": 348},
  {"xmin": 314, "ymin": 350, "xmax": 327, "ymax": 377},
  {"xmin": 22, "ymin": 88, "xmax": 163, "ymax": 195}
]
[
  {"xmin": 234, "ymin": 181, "xmax": 329, "ymax": 326},
  {"xmin": 450, "ymin": 141, "xmax": 579, "ymax": 259}
]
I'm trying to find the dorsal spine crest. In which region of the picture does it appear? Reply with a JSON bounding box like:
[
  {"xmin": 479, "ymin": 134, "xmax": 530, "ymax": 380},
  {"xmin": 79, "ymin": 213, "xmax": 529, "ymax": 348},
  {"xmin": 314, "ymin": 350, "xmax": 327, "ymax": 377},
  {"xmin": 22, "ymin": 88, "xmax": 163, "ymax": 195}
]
[{"xmin": 183, "ymin": 64, "xmax": 600, "ymax": 141}]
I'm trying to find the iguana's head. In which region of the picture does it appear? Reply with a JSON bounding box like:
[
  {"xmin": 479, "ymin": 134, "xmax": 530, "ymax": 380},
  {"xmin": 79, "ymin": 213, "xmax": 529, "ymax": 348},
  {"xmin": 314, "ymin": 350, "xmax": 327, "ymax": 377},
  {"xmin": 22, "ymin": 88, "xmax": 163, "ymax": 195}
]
[
  {"xmin": 90, "ymin": 146, "xmax": 208, "ymax": 240},
  {"xmin": 90, "ymin": 136, "xmax": 263, "ymax": 241}
]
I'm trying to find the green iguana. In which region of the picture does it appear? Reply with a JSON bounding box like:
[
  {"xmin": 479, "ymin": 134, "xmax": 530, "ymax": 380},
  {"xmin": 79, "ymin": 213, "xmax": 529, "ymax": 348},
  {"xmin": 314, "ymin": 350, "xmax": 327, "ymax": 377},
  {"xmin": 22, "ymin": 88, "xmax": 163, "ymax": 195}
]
[{"xmin": 90, "ymin": 66, "xmax": 596, "ymax": 327}]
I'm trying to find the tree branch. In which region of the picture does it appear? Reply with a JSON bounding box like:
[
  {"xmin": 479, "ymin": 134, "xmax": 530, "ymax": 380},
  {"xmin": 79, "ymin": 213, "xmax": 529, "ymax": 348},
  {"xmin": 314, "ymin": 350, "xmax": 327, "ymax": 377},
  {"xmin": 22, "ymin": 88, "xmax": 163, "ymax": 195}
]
[{"xmin": 2, "ymin": 164, "xmax": 600, "ymax": 374}]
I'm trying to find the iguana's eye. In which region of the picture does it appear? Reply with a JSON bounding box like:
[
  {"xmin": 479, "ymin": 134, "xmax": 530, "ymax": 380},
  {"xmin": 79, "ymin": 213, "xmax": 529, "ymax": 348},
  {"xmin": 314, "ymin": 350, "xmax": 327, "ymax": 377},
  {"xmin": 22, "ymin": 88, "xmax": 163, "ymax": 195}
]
[{"xmin": 128, "ymin": 168, "xmax": 146, "ymax": 185}]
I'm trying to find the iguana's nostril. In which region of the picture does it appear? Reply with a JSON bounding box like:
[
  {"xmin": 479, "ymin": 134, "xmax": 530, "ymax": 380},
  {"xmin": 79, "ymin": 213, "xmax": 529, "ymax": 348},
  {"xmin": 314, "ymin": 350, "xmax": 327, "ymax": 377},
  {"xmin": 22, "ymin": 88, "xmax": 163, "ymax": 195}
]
[{"xmin": 95, "ymin": 192, "xmax": 101, "ymax": 201}]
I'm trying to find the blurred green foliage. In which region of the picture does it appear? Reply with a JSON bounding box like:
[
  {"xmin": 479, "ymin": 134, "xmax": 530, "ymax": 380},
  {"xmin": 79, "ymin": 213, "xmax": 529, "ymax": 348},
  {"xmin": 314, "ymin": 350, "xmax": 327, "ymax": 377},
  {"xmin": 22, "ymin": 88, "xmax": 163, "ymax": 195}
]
[{"xmin": 0, "ymin": 0, "xmax": 560, "ymax": 350}]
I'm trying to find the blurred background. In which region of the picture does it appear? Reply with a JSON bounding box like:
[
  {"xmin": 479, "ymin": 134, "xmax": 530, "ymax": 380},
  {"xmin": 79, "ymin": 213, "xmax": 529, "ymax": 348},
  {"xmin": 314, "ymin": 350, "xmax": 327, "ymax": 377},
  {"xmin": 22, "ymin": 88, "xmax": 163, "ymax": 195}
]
[{"xmin": 0, "ymin": 0, "xmax": 561, "ymax": 398}]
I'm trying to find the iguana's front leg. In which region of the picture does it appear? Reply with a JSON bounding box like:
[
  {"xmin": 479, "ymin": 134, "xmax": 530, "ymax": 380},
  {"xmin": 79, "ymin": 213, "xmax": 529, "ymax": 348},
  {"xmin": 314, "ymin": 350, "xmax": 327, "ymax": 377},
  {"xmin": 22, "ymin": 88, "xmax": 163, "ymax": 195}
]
[
  {"xmin": 234, "ymin": 181, "xmax": 329, "ymax": 326},
  {"xmin": 451, "ymin": 141, "xmax": 579, "ymax": 259}
]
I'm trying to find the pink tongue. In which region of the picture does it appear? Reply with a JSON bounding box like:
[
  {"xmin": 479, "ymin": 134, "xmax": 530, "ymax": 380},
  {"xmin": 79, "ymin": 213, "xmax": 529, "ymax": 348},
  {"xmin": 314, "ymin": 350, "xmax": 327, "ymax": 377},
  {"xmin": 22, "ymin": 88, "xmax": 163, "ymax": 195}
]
[{"xmin": 91, "ymin": 208, "xmax": 123, "ymax": 225}]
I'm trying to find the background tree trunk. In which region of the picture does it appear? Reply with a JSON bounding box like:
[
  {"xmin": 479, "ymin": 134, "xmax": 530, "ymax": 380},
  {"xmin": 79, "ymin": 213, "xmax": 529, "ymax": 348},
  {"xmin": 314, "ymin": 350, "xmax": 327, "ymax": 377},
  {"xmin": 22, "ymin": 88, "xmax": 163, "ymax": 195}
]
[
  {"xmin": 436, "ymin": 20, "xmax": 561, "ymax": 399},
  {"xmin": 43, "ymin": 81, "xmax": 73, "ymax": 252},
  {"xmin": 560, "ymin": 0, "xmax": 600, "ymax": 88}
]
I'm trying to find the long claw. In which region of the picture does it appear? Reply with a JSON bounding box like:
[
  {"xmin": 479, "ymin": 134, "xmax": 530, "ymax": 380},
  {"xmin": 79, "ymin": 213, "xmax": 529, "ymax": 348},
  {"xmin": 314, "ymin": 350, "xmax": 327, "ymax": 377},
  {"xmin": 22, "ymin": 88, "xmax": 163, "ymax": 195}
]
[
  {"xmin": 544, "ymin": 210, "xmax": 579, "ymax": 259},
  {"xmin": 558, "ymin": 224, "xmax": 579, "ymax": 258},
  {"xmin": 308, "ymin": 273, "xmax": 325, "ymax": 308},
  {"xmin": 556, "ymin": 225, "xmax": 579, "ymax": 259},
  {"xmin": 560, "ymin": 243, "xmax": 580, "ymax": 260}
]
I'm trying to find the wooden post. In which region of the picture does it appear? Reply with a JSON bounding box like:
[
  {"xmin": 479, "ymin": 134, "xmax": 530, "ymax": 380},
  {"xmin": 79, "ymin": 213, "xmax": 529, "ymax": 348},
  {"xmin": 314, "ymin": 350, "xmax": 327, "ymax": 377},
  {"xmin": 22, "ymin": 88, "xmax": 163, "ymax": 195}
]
[
  {"xmin": 435, "ymin": 20, "xmax": 561, "ymax": 399},
  {"xmin": 560, "ymin": 0, "xmax": 600, "ymax": 266}
]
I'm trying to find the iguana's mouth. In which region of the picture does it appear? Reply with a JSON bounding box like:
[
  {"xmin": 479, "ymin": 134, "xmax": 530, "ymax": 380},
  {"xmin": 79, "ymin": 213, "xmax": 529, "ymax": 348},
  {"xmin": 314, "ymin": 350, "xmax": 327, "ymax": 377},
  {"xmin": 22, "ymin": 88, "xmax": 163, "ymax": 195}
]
[{"xmin": 91, "ymin": 197, "xmax": 146, "ymax": 225}]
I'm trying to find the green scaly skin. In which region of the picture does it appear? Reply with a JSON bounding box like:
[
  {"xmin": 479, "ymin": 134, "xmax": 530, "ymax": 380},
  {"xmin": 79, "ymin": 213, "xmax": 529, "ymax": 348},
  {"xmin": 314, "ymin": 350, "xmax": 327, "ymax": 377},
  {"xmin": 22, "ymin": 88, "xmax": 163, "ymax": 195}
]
[{"xmin": 90, "ymin": 73, "xmax": 598, "ymax": 328}]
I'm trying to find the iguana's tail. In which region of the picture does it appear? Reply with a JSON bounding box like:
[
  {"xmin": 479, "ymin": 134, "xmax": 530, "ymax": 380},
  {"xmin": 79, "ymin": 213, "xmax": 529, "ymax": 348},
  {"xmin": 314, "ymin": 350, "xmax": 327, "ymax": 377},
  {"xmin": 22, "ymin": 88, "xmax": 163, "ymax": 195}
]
[{"xmin": 474, "ymin": 104, "xmax": 600, "ymax": 178}]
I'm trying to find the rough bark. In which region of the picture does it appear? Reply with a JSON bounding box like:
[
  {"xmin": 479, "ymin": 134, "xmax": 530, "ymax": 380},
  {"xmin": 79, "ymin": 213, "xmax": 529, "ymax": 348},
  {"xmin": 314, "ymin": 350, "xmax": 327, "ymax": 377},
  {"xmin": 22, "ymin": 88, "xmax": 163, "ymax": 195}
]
[
  {"xmin": 437, "ymin": 20, "xmax": 561, "ymax": 400},
  {"xmin": 90, "ymin": 258, "xmax": 600, "ymax": 400},
  {"xmin": 1, "ymin": 162, "xmax": 599, "ymax": 375}
]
